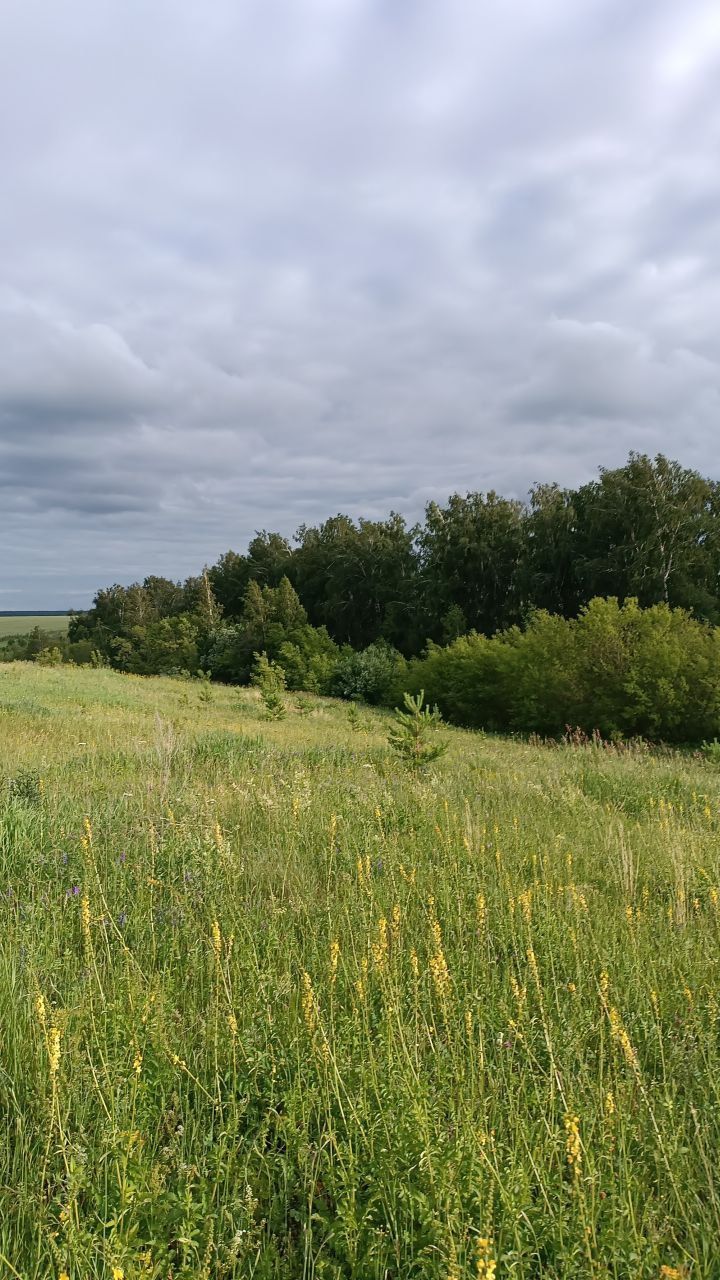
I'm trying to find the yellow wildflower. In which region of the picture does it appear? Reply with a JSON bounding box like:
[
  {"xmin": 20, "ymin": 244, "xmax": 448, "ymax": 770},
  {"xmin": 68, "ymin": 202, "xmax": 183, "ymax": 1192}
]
[
  {"xmin": 35, "ymin": 992, "xmax": 47, "ymax": 1029},
  {"xmin": 211, "ymin": 919, "xmax": 222, "ymax": 959},
  {"xmin": 609, "ymin": 1007, "xmax": 640, "ymax": 1075},
  {"xmin": 301, "ymin": 971, "xmax": 318, "ymax": 1035},
  {"xmin": 48, "ymin": 1026, "xmax": 61, "ymax": 1079},
  {"xmin": 80, "ymin": 893, "xmax": 91, "ymax": 944},
  {"xmin": 372, "ymin": 917, "xmax": 389, "ymax": 973},
  {"xmin": 510, "ymin": 975, "xmax": 526, "ymax": 1012},
  {"xmin": 329, "ymin": 938, "xmax": 340, "ymax": 984},
  {"xmin": 429, "ymin": 920, "xmax": 450, "ymax": 1000},
  {"xmin": 564, "ymin": 1111, "xmax": 582, "ymax": 1176},
  {"xmin": 476, "ymin": 1235, "xmax": 496, "ymax": 1280}
]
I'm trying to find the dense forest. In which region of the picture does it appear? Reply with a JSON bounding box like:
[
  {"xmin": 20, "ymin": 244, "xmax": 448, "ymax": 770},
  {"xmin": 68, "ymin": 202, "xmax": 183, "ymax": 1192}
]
[{"xmin": 11, "ymin": 452, "xmax": 720, "ymax": 741}]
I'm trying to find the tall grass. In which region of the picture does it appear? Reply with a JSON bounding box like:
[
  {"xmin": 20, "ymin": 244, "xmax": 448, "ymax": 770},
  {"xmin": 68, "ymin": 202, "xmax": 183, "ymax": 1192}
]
[{"xmin": 1, "ymin": 663, "xmax": 719, "ymax": 1277}]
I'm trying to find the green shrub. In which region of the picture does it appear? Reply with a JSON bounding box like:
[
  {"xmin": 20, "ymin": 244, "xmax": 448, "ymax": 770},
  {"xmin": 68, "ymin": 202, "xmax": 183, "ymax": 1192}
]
[
  {"xmin": 405, "ymin": 598, "xmax": 720, "ymax": 743},
  {"xmin": 331, "ymin": 641, "xmax": 407, "ymax": 705}
]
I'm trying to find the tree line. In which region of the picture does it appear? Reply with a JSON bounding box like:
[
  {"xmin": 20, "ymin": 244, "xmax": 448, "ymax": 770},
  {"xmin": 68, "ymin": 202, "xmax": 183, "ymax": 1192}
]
[{"xmin": 11, "ymin": 451, "xmax": 720, "ymax": 741}]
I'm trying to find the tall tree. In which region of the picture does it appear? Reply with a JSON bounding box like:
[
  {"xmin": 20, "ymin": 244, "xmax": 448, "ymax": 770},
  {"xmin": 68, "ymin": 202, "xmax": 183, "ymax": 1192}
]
[
  {"xmin": 208, "ymin": 533, "xmax": 293, "ymax": 620},
  {"xmin": 521, "ymin": 483, "xmax": 580, "ymax": 618},
  {"xmin": 208, "ymin": 550, "xmax": 252, "ymax": 618},
  {"xmin": 293, "ymin": 513, "xmax": 420, "ymax": 651},
  {"xmin": 573, "ymin": 454, "xmax": 718, "ymax": 617},
  {"xmin": 419, "ymin": 491, "xmax": 525, "ymax": 638}
]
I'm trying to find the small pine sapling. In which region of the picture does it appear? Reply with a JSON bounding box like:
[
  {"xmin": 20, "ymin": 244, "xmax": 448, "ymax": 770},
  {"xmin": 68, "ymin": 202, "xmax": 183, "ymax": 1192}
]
[
  {"xmin": 252, "ymin": 652, "xmax": 287, "ymax": 720},
  {"xmin": 347, "ymin": 701, "xmax": 362, "ymax": 732},
  {"xmin": 388, "ymin": 690, "xmax": 448, "ymax": 770},
  {"xmin": 197, "ymin": 669, "xmax": 214, "ymax": 704}
]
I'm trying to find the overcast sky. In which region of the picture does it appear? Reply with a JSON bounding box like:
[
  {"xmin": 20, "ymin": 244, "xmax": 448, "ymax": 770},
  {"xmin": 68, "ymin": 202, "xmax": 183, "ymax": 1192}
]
[{"xmin": 2, "ymin": 0, "xmax": 720, "ymax": 608}]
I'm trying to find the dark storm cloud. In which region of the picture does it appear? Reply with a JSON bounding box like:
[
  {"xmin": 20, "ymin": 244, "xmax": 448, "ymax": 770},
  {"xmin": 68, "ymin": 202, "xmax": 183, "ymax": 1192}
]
[{"xmin": 2, "ymin": 0, "xmax": 720, "ymax": 606}]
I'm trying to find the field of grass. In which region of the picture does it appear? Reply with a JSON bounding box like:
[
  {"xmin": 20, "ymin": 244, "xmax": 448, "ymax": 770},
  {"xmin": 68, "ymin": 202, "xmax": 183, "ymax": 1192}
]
[
  {"xmin": 1, "ymin": 663, "xmax": 720, "ymax": 1278},
  {"xmin": 0, "ymin": 614, "xmax": 70, "ymax": 637}
]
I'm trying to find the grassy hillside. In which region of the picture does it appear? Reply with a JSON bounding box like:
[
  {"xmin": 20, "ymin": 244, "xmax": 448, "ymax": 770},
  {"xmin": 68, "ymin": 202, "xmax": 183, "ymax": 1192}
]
[
  {"xmin": 0, "ymin": 613, "xmax": 70, "ymax": 636},
  {"xmin": 1, "ymin": 664, "xmax": 719, "ymax": 1277}
]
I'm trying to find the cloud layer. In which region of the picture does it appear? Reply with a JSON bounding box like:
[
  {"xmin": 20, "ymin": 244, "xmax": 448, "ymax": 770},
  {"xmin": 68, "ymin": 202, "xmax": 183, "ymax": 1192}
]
[{"xmin": 2, "ymin": 0, "xmax": 720, "ymax": 606}]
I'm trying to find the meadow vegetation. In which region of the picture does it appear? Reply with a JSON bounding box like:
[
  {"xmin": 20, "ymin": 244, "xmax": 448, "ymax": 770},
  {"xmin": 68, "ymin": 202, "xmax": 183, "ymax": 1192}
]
[{"xmin": 2, "ymin": 663, "xmax": 720, "ymax": 1277}]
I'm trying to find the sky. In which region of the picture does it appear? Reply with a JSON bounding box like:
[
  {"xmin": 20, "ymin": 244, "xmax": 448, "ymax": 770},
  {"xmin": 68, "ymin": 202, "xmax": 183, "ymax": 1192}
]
[{"xmin": 2, "ymin": 0, "xmax": 720, "ymax": 609}]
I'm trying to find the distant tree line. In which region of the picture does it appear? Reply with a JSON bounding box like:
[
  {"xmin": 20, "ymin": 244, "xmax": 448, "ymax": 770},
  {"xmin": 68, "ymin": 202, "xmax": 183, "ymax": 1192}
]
[{"xmin": 11, "ymin": 452, "xmax": 720, "ymax": 741}]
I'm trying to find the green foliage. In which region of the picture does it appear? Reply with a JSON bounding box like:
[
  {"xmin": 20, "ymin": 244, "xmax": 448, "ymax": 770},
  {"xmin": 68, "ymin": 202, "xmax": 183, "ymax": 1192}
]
[
  {"xmin": 387, "ymin": 689, "xmax": 449, "ymax": 770},
  {"xmin": 6, "ymin": 766, "xmax": 43, "ymax": 806},
  {"xmin": 404, "ymin": 598, "xmax": 720, "ymax": 743},
  {"xmin": 34, "ymin": 644, "xmax": 64, "ymax": 666},
  {"xmin": 420, "ymin": 490, "xmax": 525, "ymax": 638},
  {"xmin": 404, "ymin": 633, "xmax": 512, "ymax": 730},
  {"xmin": 204, "ymin": 576, "xmax": 337, "ymax": 688},
  {"xmin": 331, "ymin": 640, "xmax": 407, "ymax": 705},
  {"xmin": 49, "ymin": 452, "xmax": 720, "ymax": 715},
  {"xmin": 293, "ymin": 512, "xmax": 420, "ymax": 651},
  {"xmin": 701, "ymin": 738, "xmax": 720, "ymax": 764},
  {"xmin": 294, "ymin": 693, "xmax": 317, "ymax": 717},
  {"xmin": 276, "ymin": 625, "xmax": 339, "ymax": 693}
]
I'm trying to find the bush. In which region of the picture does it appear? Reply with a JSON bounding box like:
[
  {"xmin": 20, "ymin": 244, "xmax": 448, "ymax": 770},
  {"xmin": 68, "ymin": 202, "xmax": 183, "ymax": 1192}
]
[
  {"xmin": 277, "ymin": 626, "xmax": 339, "ymax": 693},
  {"xmin": 404, "ymin": 634, "xmax": 512, "ymax": 729},
  {"xmin": 35, "ymin": 646, "xmax": 64, "ymax": 667},
  {"xmin": 404, "ymin": 598, "xmax": 720, "ymax": 743},
  {"xmin": 701, "ymin": 738, "xmax": 720, "ymax": 764},
  {"xmin": 331, "ymin": 641, "xmax": 407, "ymax": 705}
]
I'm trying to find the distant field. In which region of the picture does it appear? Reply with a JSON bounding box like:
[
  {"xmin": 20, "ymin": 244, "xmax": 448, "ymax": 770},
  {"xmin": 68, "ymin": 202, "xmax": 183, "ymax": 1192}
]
[{"xmin": 0, "ymin": 613, "xmax": 70, "ymax": 637}]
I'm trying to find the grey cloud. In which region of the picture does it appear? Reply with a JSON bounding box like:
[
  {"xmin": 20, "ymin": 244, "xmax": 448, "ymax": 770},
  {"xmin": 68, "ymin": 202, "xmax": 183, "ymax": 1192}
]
[{"xmin": 1, "ymin": 0, "xmax": 720, "ymax": 607}]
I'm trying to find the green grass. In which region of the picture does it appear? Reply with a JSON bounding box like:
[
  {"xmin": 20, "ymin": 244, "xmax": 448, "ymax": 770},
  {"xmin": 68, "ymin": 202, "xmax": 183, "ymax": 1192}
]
[
  {"xmin": 0, "ymin": 614, "xmax": 70, "ymax": 637},
  {"xmin": 1, "ymin": 663, "xmax": 719, "ymax": 1278}
]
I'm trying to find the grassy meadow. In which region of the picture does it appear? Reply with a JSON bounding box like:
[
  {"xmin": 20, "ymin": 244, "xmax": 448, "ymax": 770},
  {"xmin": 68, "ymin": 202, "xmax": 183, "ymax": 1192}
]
[
  {"xmin": 0, "ymin": 615, "xmax": 70, "ymax": 637},
  {"xmin": 2, "ymin": 664, "xmax": 720, "ymax": 1278}
]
